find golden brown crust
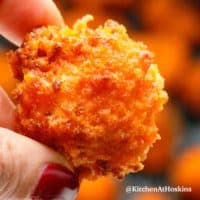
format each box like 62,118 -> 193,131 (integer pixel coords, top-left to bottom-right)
9,15 -> 168,179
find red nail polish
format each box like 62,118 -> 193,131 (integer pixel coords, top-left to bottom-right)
31,163 -> 79,200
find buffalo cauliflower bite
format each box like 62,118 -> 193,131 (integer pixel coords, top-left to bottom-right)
9,15 -> 168,179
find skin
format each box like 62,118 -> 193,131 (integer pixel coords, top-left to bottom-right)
0,0 -> 64,45
0,0 -> 74,199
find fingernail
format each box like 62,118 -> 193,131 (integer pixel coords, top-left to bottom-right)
31,163 -> 79,200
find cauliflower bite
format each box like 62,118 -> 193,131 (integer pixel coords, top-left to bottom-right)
9,15 -> 168,179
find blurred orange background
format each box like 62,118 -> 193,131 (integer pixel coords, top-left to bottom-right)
0,0 -> 200,200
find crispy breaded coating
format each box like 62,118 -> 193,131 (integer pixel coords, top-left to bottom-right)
9,15 -> 168,179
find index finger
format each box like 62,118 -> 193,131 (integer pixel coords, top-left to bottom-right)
0,0 -> 64,46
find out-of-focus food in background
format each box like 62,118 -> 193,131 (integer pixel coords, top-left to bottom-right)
133,192 -> 171,200
143,103 -> 183,175
0,0 -> 200,199
178,62 -> 200,116
76,176 -> 119,200
0,52 -> 16,94
169,146 -> 200,200
134,0 -> 200,41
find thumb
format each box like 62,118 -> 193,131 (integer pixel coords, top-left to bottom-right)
0,88 -> 78,200
0,0 -> 64,46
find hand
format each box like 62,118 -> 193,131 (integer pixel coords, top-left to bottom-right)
0,0 -> 64,45
0,1 -> 79,200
